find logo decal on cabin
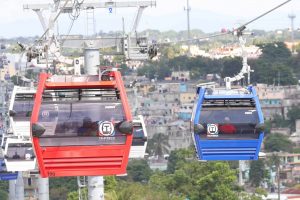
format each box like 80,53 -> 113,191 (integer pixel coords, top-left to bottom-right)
98,121 -> 115,136
207,124 -> 218,137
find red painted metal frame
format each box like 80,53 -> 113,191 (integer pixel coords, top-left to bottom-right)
31,72 -> 133,177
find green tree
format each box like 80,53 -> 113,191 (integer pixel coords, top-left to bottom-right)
271,114 -> 289,128
126,160 -> 152,182
51,186 -> 69,200
251,60 -> 297,85
193,162 -> 237,200
150,161 -> 238,200
238,188 -> 267,200
162,45 -> 186,59
0,190 -> 8,200
105,176 -> 117,191
289,52 -> 300,79
266,153 -> 281,199
267,153 -> 281,169
105,190 -> 118,200
50,177 -> 77,200
258,42 -> 291,61
249,41 -> 297,85
117,182 -> 172,200
287,106 -> 300,132
67,188 -> 87,200
167,148 -> 195,173
264,133 -> 293,152
249,160 -> 268,187
147,133 -> 170,158
137,64 -> 156,80
0,181 -> 8,200
221,57 -> 242,78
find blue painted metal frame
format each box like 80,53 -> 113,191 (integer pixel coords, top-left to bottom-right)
192,86 -> 265,161
0,160 -> 18,181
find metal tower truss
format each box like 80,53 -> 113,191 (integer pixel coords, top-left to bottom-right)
77,176 -> 88,200
23,0 -> 157,62
23,1 -> 156,11
86,7 -> 96,37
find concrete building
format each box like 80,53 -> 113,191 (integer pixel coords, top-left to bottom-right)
255,84 -> 300,120
126,78 -> 195,151
170,71 -> 190,81
179,92 -> 196,104
176,103 -> 193,121
167,120 -> 192,151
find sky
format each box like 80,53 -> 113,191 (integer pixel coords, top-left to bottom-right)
0,0 -> 300,38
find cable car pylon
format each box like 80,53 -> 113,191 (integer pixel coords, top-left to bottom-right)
84,42 -> 104,200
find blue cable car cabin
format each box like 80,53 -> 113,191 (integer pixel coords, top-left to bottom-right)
191,86 -> 265,161
0,160 -> 18,181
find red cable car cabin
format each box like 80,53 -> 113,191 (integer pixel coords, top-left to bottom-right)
31,71 -> 133,177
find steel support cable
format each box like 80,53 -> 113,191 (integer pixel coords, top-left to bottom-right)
240,0 -> 291,29
62,0 -> 85,45
158,0 -> 292,47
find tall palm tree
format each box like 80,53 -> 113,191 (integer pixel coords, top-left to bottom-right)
148,133 -> 170,159
267,153 -> 281,200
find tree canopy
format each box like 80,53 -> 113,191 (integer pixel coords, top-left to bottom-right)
147,133 -> 170,158
137,41 -> 298,86
264,133 -> 293,152
249,160 -> 269,187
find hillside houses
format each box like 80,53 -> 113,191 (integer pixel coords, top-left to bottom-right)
125,76 -> 300,151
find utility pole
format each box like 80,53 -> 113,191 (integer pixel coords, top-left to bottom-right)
184,0 -> 191,55
277,165 -> 281,200
288,13 -> 296,52
278,71 -> 280,86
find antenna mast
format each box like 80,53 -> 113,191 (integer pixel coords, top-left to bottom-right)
288,13 -> 296,52
184,0 -> 191,54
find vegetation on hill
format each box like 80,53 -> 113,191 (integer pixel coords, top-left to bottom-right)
63,148 -> 266,200
138,41 -> 299,85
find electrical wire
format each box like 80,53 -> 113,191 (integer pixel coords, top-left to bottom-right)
240,0 -> 291,30
157,0 -> 292,47
61,0 -> 85,45
69,0 -> 84,20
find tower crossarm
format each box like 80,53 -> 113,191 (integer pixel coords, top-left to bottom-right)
23,1 -> 156,11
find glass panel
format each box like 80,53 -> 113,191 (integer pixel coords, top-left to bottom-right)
198,107 -> 259,136
0,172 -> 16,175
1,137 -> 7,149
6,143 -> 34,161
40,136 -> 126,147
43,88 -> 119,102
133,125 -> 144,138
12,99 -> 34,121
38,101 -> 127,146
132,125 -> 146,146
